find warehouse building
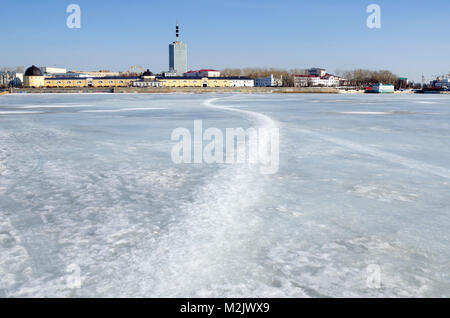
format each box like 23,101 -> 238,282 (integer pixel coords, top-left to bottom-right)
229,77 -> 254,87
24,64 -> 254,88
44,76 -> 140,88
157,76 -> 254,88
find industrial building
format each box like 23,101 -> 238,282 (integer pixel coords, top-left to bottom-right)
433,77 -> 450,89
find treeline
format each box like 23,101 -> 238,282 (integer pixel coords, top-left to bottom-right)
0,66 -> 25,73
335,69 -> 400,87
221,68 -> 407,88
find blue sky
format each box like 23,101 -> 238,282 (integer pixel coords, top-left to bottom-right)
1,0 -> 449,81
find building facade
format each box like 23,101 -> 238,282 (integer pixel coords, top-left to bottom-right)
184,69 -> 221,78
44,77 -> 139,88
169,41 -> 187,76
132,81 -> 162,87
23,65 -> 254,89
255,74 -> 283,87
24,65 -> 45,88
229,77 -> 254,87
294,69 -> 345,87
157,77 -> 253,88
434,77 -> 450,88
40,67 -> 67,75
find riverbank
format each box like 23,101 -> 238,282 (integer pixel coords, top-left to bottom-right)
4,87 -> 422,95
10,87 -> 341,94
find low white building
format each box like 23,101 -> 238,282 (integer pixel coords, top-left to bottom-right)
318,74 -> 342,87
40,67 -> 67,75
294,68 -> 348,87
294,75 -> 318,87
229,77 -> 254,87
294,73 -> 344,87
184,69 -> 221,78
255,74 -> 283,87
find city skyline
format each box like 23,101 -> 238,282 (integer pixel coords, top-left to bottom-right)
1,0 -> 450,82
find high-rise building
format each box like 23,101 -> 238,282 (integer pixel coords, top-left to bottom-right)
169,23 -> 187,76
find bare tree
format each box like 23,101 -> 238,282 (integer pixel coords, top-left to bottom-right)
221,67 -> 298,86
341,69 -> 399,87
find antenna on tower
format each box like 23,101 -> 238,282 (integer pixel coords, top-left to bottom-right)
176,20 -> 180,41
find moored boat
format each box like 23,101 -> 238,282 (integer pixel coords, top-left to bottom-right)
365,83 -> 395,94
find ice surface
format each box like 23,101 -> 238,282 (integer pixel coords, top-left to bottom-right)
0,93 -> 449,297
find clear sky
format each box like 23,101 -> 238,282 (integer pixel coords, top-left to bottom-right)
1,0 -> 449,81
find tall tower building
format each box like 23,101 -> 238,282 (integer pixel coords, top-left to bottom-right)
169,23 -> 187,76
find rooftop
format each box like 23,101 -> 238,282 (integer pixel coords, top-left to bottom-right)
25,65 -> 43,77
185,69 -> 220,73
45,76 -> 140,80
158,76 -> 252,80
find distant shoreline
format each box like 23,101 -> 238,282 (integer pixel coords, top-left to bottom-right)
2,87 -> 423,95
8,87 -> 340,94
5,87 -> 448,95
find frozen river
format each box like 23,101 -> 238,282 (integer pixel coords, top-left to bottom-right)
0,93 -> 449,297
